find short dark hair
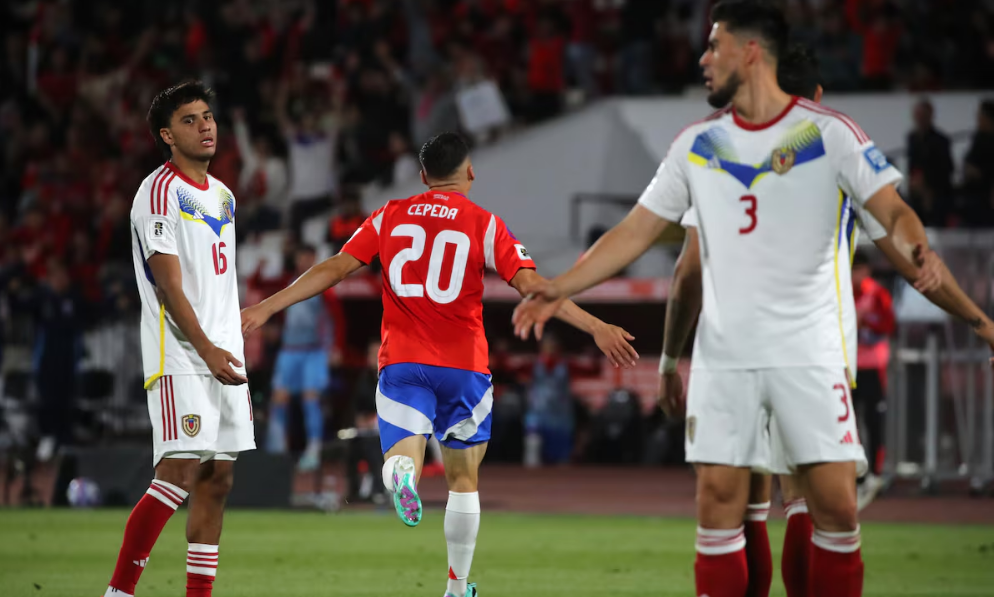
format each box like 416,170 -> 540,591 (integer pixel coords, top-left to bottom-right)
852,250 -> 870,268
777,43 -> 820,100
711,0 -> 789,61
147,81 -> 216,159
419,132 -> 470,180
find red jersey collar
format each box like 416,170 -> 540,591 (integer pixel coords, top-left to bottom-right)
165,161 -> 210,191
732,95 -> 799,131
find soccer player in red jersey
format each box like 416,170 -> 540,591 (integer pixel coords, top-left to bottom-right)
513,3 -> 994,597
241,132 -> 638,597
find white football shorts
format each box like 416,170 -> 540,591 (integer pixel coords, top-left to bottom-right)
147,374 -> 256,466
684,366 -> 867,477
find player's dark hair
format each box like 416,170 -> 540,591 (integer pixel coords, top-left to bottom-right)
777,43 -> 820,100
147,80 -> 216,159
852,250 -> 870,269
297,244 -> 317,256
711,0 -> 789,61
419,132 -> 470,180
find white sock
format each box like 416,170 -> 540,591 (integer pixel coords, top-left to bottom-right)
444,491 -> 480,597
187,543 -> 219,578
104,587 -> 133,596
382,455 -> 415,493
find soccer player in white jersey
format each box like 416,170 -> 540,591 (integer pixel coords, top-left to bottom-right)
512,3 -> 994,597
666,42 -> 941,597
103,81 -> 254,597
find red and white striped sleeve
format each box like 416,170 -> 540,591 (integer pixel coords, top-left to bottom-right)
132,164 -> 181,259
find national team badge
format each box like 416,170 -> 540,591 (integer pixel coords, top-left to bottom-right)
686,416 -> 697,444
222,198 -> 234,223
770,147 -> 796,175
182,414 -> 201,437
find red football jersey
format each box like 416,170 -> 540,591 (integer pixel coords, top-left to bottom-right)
342,190 -> 536,374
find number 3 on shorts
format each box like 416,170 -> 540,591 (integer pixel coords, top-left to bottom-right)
833,383 -> 850,422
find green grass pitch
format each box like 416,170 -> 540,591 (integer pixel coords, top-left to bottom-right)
1,509 -> 992,596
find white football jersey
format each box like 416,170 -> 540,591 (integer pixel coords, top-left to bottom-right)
130,162 -> 245,388
644,97 -> 902,374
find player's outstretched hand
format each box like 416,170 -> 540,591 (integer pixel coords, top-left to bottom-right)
657,371 -> 686,420
241,304 -> 271,337
202,346 -> 248,385
592,323 -> 638,368
912,244 -> 943,294
512,280 -> 565,341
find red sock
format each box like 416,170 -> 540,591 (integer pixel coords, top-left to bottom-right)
781,500 -> 814,597
695,526 -> 749,597
108,480 -> 188,595
187,543 -> 219,597
744,503 -> 773,597
811,527 -> 863,597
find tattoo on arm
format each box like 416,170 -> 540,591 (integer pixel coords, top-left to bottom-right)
969,317 -> 984,330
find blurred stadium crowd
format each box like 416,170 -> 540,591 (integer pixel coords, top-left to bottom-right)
1,0 -> 994,479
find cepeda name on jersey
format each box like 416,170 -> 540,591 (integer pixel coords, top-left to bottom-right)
407,203 -> 459,219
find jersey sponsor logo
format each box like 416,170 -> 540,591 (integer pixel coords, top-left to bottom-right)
770,147 -> 796,175
862,145 -> 890,173
407,203 -> 459,219
686,415 -> 696,444
514,244 -> 530,260
182,414 -> 201,437
177,187 -> 235,237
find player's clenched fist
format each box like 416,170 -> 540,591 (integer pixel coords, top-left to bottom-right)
240,303 -> 272,337
657,371 -> 685,420
512,281 -> 564,341
201,345 -> 248,385
591,323 -> 638,368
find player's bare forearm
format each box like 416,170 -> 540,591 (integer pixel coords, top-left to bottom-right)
552,205 -> 670,298
147,253 -> 214,356
663,231 -> 702,358
510,269 -> 600,333
866,189 -> 994,333
258,253 -> 364,317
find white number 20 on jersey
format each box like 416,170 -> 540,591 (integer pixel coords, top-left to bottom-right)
388,224 -> 470,304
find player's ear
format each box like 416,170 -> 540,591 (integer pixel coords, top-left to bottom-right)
420,170 -> 428,186
467,164 -> 475,182
159,128 -> 174,148
814,85 -> 824,103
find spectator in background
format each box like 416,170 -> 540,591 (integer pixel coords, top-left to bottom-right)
815,8 -> 862,91
906,99 -> 953,227
267,245 -> 345,471
388,131 -> 420,185
963,100 -> 994,227
276,73 -> 338,240
33,259 -> 85,461
525,334 -> 574,466
617,0 -> 664,95
526,16 -> 566,122
346,339 -> 385,504
846,0 -> 903,90
327,187 -> 368,254
851,251 -> 895,509
232,107 -> 287,236
410,69 -> 460,151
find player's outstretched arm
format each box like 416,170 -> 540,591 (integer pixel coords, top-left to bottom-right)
241,253 -> 365,336
509,268 -> 639,368
148,253 -> 247,385
512,204 -> 671,340
865,186 -> 994,355
658,227 -> 703,418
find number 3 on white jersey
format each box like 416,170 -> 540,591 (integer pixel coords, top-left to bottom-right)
388,224 -> 471,304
